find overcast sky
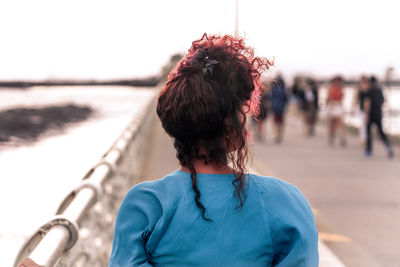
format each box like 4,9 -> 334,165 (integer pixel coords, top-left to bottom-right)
0,0 -> 399,81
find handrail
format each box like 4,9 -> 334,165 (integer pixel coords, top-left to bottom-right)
14,92 -> 156,267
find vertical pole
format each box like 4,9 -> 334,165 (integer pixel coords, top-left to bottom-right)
234,0 -> 239,37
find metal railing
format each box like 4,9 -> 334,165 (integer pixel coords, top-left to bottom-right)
14,91 -> 157,267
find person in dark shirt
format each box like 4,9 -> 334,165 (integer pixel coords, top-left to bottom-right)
364,76 -> 394,157
291,77 -> 319,136
303,78 -> 319,136
270,75 -> 288,143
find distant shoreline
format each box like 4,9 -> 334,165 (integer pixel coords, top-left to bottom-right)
2,77 -> 400,89
319,80 -> 400,87
0,76 -> 161,89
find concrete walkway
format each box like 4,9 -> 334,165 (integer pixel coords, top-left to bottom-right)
252,107 -> 400,267
140,112 -> 355,266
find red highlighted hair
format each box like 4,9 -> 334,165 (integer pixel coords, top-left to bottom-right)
157,33 -> 272,220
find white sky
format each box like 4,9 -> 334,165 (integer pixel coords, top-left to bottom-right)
0,0 -> 399,80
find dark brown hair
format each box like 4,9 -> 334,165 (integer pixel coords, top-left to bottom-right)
157,33 -> 272,220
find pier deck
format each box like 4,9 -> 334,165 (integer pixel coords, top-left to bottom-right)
141,108 -> 400,267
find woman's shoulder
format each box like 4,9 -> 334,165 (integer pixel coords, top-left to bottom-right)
249,174 -> 318,265
125,170 -> 189,202
248,174 -> 313,215
249,173 -> 317,235
249,174 -> 301,195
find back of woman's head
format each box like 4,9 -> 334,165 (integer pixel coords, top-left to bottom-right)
157,33 -> 271,220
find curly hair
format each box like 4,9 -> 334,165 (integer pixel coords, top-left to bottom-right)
157,33 -> 272,221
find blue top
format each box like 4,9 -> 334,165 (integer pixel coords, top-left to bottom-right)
270,84 -> 288,115
108,170 -> 319,267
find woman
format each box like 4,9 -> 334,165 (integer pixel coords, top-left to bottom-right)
326,76 -> 346,146
109,34 -> 318,266
270,75 -> 288,143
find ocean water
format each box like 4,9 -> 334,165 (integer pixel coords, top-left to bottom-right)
0,86 -> 156,266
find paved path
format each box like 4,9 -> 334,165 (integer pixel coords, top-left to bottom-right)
252,107 -> 400,267
141,112 -> 351,266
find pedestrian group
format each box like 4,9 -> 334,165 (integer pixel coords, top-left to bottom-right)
252,74 -> 395,158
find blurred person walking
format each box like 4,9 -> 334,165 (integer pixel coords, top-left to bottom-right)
270,75 -> 288,143
291,76 -> 305,112
364,76 -> 394,158
326,76 -> 346,146
252,84 -> 270,142
292,77 -> 319,136
291,77 -> 308,133
303,78 -> 319,136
